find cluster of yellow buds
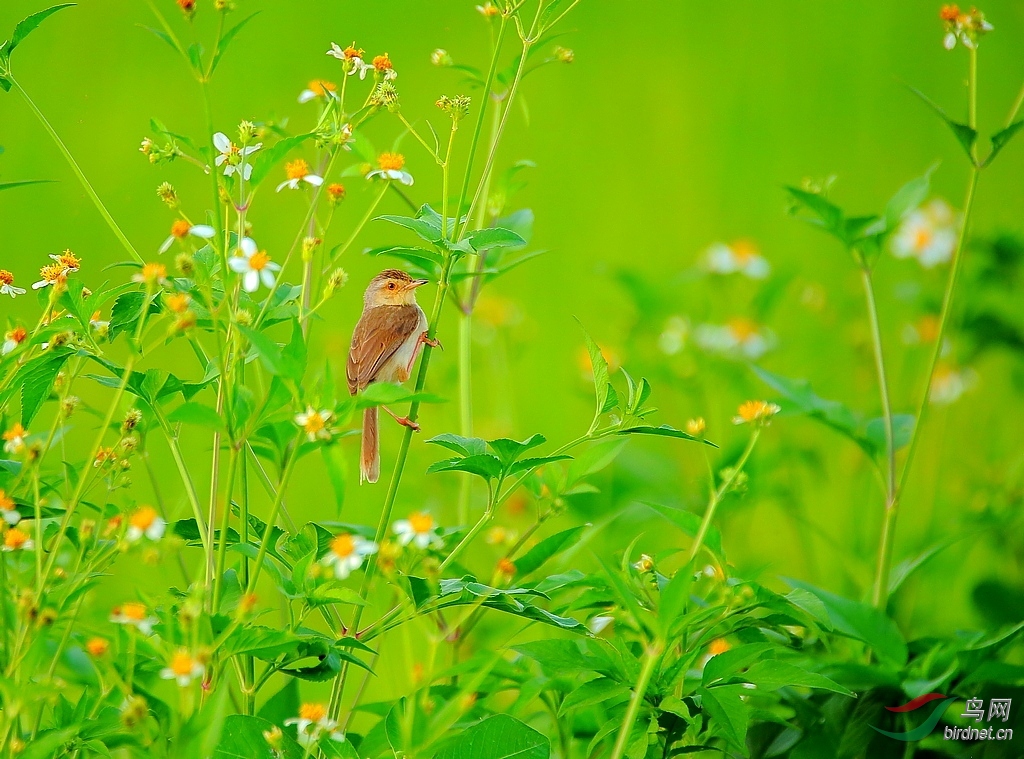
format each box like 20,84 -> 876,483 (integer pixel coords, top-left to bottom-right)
436,94 -> 472,122
139,137 -> 181,165
156,182 -> 179,208
370,81 -> 399,112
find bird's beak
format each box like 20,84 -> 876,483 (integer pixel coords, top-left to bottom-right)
411,279 -> 429,287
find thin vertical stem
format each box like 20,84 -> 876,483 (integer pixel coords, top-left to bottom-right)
688,431 -> 760,563
610,641 -> 662,759
10,77 -> 143,264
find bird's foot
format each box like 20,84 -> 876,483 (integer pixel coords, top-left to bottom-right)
420,332 -> 442,350
394,415 -> 421,432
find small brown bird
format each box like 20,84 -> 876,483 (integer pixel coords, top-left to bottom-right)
346,269 -> 438,483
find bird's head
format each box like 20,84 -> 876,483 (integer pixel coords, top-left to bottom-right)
364,269 -> 429,306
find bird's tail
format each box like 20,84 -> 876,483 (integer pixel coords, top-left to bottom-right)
361,406 -> 380,484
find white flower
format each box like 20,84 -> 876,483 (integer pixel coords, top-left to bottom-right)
703,241 -> 770,279
126,506 -> 166,543
295,407 -> 334,442
2,424 -> 27,454
393,511 -> 443,550
930,363 -> 977,405
658,316 -> 689,356
159,220 -> 216,254
328,42 -> 373,78
110,602 -> 158,635
694,319 -> 775,361
0,271 -> 25,298
213,132 -> 261,180
228,238 -> 281,293
321,533 -> 377,580
367,152 -> 414,186
2,328 -> 27,356
0,492 -> 20,527
276,159 -> 324,192
891,199 -> 959,268
2,527 -> 33,552
285,704 -> 345,748
160,650 -> 205,687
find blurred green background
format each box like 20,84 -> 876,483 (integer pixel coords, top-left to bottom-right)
3,0 -> 1024,702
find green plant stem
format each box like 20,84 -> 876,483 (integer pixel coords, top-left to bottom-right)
688,430 -> 760,563
243,438 -> 302,596
610,641 -> 662,759
212,446 -> 240,611
10,76 -> 143,264
456,311 -> 474,526
1007,80 -> 1024,127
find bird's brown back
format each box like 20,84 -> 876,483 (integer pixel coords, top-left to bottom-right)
346,303 -> 423,395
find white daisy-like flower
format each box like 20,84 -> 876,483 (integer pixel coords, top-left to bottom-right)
327,42 -> 371,78
369,53 -> 397,81
393,511 -> 443,550
159,219 -> 216,254
126,506 -> 166,543
276,159 -> 324,192
213,132 -> 261,180
0,491 -> 20,526
366,152 -> 413,186
48,250 -> 81,274
2,424 -> 28,454
694,319 -> 775,361
0,270 -> 26,298
941,6 -> 993,50
891,199 -> 959,268
930,363 -> 978,405
295,407 -> 334,442
2,527 -> 33,552
703,240 -> 770,279
2,327 -> 27,356
110,602 -> 158,636
228,238 -> 281,293
658,315 -> 690,356
160,650 -> 205,687
298,79 -> 338,103
285,703 -> 345,748
320,533 -> 377,580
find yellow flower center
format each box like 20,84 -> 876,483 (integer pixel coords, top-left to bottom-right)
727,318 -> 758,341
343,44 -> 363,60
408,512 -> 434,534
7,328 -> 26,345
299,703 -> 328,722
286,159 -> 311,180
142,263 -> 167,282
120,602 -> 147,621
130,506 -> 158,531
86,638 -> 109,657
170,650 -> 197,676
4,528 -> 29,550
3,424 -> 26,443
57,250 -> 81,270
731,240 -> 757,264
39,263 -> 65,283
0,491 -> 13,510
331,534 -> 355,558
913,227 -> 933,251
708,638 -> 731,656
736,400 -> 773,423
373,53 -> 393,71
309,79 -> 337,96
249,251 -> 271,271
378,152 -> 405,171
0,270 -> 13,286
303,413 -> 326,435
171,219 -> 192,239
167,293 -> 190,314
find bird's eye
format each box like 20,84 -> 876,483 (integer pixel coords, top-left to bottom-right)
387,282 -> 396,290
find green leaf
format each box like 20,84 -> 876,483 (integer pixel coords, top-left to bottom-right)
785,578 -> 908,665
983,120 -> 1024,168
908,86 -> 978,163
883,168 -> 934,232
785,186 -> 844,237
645,502 -> 723,558
427,453 -> 504,480
577,320 -> 616,421
465,226 -> 526,252
8,4 -> 75,56
658,562 -> 695,634
616,424 -> 706,444
744,660 -> 854,695
888,537 -> 959,596
16,350 -> 71,426
209,12 -> 259,76
514,525 -> 586,576
248,133 -> 313,188
355,383 -> 444,408
239,326 -> 286,376
697,685 -> 749,751
321,445 -> 348,515
426,433 -> 486,457
166,402 -> 225,432
214,715 -> 303,758
487,433 -> 546,467
109,290 -> 159,341
702,643 -> 775,687
0,179 -> 53,192
377,213 -> 443,245
366,245 -> 444,269
434,714 -> 549,759
178,684 -> 230,759
559,677 -> 630,715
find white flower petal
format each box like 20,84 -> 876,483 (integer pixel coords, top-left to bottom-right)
243,270 -> 260,293
305,174 -> 324,187
213,132 -> 232,153
190,225 -> 216,239
240,237 -> 258,257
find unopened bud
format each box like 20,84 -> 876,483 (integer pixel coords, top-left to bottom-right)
431,48 -> 453,67
157,182 -> 179,208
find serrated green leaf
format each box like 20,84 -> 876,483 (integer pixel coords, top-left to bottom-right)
908,86 -> 978,162
8,4 -> 75,55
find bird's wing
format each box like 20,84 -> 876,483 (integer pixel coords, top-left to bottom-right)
347,304 -> 422,395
